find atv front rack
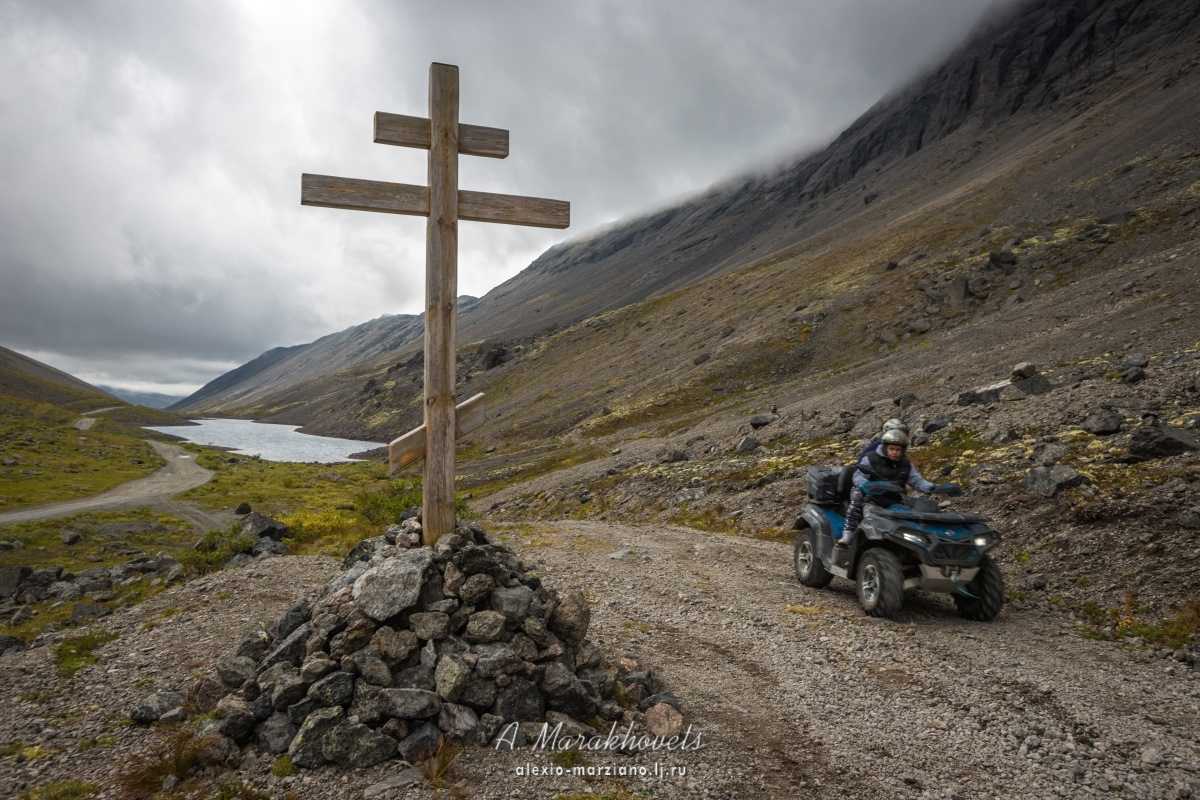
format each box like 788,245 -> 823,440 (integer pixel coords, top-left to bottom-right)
869,507 -> 992,525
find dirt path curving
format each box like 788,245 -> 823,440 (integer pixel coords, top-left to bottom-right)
0,441 -> 225,530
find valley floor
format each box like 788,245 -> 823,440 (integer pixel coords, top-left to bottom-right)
3,521 -> 1197,800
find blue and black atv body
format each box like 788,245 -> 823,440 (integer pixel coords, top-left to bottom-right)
792,465 -> 1005,620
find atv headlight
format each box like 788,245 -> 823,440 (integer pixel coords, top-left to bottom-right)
902,531 -> 927,545
973,535 -> 989,547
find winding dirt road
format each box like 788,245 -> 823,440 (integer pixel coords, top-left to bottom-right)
0,440 -> 224,530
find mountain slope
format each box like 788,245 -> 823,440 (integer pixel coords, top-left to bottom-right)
181,0 -> 1200,449
0,344 -> 120,411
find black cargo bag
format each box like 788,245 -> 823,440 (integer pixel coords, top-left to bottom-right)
806,466 -> 842,504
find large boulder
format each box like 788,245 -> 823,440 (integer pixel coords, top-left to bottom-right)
241,513 -> 289,541
1024,466 -> 1090,497
353,548 -> 434,621
1125,425 -> 1200,462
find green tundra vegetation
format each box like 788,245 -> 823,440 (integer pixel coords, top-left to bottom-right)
0,396 -> 165,512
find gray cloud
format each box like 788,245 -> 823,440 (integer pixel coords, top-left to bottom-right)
0,0 -> 1000,394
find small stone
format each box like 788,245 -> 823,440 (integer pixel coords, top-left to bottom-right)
644,703 -> 684,737
464,610 -> 507,644
409,611 -> 451,641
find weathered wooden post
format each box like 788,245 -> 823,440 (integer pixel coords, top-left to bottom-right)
302,62 -> 569,545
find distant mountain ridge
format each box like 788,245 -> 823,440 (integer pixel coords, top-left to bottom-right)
171,297 -> 479,414
97,386 -> 185,410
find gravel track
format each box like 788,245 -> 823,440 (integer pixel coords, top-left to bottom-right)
0,441 -> 223,530
1,522 -> 1197,800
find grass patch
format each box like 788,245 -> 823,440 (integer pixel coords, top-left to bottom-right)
421,739 -> 462,789
0,507 -> 194,574
0,395 -> 164,512
54,628 -> 117,677
270,755 -> 299,777
786,604 -> 824,616
17,780 -> 99,800
177,447 -> 387,518
552,746 -> 588,769
115,729 -> 206,798
466,444 -> 609,498
177,521 -> 257,575
667,503 -> 738,534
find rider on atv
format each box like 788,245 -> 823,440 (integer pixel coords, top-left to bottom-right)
838,428 -> 960,546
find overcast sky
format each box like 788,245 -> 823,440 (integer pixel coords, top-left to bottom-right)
0,0 -> 1003,396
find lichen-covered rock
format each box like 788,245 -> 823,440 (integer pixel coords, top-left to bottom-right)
644,702 -> 684,737
398,721 -> 443,763
549,590 -> 590,645
464,610 -> 507,644
353,548 -> 433,621
409,611 -> 450,641
131,689 -> 187,724
328,613 -> 377,661
382,688 -> 441,719
188,672 -> 229,714
256,712 -> 297,755
490,586 -> 534,623
216,655 -> 257,688
458,573 -> 496,606
288,706 -> 345,768
460,676 -> 498,711
322,721 -> 397,768
277,598 -> 312,640
438,703 -> 479,739
540,661 -> 597,719
271,669 -> 308,711
493,677 -> 543,723
216,695 -> 257,743
300,655 -> 338,683
308,671 -> 355,708
473,643 -> 523,678
259,622 -> 311,670
353,652 -> 393,687
434,654 -> 470,703
369,626 -> 420,668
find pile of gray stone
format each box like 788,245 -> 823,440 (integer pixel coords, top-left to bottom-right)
0,553 -> 184,654
137,519 -> 680,772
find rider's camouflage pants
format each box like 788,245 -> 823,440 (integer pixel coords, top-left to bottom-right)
842,486 -> 864,540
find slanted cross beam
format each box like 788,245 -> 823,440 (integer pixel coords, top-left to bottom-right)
302,62 -> 569,545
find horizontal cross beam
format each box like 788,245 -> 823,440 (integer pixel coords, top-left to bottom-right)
388,392 -> 486,476
374,112 -> 509,159
302,173 -> 570,229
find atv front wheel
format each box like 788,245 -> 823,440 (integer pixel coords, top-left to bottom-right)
857,548 -> 903,618
794,525 -> 833,588
954,554 -> 1005,621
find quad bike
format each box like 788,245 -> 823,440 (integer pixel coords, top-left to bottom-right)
792,466 -> 1005,620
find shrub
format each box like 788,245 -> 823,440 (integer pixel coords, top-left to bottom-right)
354,477 -> 423,525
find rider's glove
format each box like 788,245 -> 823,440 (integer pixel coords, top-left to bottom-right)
933,483 -> 963,497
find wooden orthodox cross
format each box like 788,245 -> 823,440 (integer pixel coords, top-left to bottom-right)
301,62 -> 569,546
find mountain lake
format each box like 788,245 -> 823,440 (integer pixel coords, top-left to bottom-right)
147,418 -> 384,463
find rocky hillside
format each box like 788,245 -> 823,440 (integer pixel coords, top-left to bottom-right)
176,0 -> 1200,443
163,0 -> 1200,627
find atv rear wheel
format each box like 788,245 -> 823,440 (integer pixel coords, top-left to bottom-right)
794,525 -> 833,588
954,554 -> 1005,621
857,548 -> 903,618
